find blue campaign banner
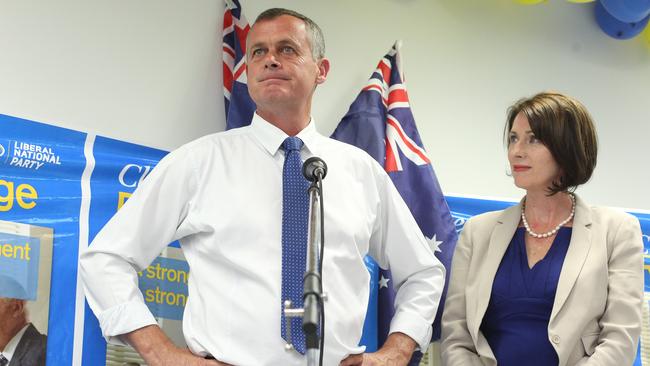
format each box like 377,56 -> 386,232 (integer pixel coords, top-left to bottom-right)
0,233 -> 40,300
1,114 -> 190,366
0,113 -> 87,366
87,135 -> 167,237
446,194 -> 650,365
82,134 -> 173,365
138,257 -> 190,321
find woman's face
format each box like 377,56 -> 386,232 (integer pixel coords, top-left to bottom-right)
508,112 -> 561,193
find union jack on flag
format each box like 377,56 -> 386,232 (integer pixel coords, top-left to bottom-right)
331,41 -> 458,361
223,0 -> 255,130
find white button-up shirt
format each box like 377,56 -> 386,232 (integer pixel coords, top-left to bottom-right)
80,114 -> 444,365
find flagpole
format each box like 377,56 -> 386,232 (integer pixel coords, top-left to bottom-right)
394,40 -> 404,83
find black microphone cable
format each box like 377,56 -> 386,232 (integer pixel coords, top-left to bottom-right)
302,157 -> 327,366
317,173 -> 325,366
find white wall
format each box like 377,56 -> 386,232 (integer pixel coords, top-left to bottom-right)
0,0 -> 648,210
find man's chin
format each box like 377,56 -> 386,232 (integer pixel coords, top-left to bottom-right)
256,92 -> 294,105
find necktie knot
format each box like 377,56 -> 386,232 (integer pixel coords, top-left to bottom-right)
0,354 -> 8,366
282,136 -> 304,152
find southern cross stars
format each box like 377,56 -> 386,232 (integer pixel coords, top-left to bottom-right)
378,234 -> 442,291
379,275 -> 390,289
427,234 -> 443,253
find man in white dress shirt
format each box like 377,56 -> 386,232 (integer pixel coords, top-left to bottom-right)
80,8 -> 444,366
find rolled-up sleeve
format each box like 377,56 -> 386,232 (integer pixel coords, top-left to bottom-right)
79,145 -> 197,344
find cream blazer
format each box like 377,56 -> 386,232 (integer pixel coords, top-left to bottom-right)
441,195 -> 643,366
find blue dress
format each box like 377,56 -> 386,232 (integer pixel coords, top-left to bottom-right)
480,227 -> 572,366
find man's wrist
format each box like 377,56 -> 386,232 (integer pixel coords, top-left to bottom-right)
123,325 -> 176,364
381,332 -> 417,361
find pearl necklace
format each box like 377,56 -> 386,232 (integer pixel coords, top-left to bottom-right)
521,193 -> 575,238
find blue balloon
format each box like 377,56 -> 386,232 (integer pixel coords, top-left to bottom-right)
600,0 -> 650,22
596,0 -> 650,39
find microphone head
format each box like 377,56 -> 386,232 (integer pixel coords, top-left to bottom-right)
302,157 -> 327,182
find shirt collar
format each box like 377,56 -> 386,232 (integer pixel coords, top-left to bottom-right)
1,324 -> 29,362
250,112 -> 319,156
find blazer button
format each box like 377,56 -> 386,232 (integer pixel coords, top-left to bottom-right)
551,335 -> 561,344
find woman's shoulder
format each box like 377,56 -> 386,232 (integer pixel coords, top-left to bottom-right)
584,204 -> 639,227
577,199 -> 642,240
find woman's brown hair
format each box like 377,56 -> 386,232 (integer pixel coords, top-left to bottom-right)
505,92 -> 598,194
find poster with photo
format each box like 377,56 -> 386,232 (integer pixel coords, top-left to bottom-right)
0,114 -> 87,366
0,220 -> 53,365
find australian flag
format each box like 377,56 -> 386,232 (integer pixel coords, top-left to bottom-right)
223,0 -> 255,130
331,41 -> 458,362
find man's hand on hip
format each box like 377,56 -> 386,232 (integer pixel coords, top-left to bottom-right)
123,325 -> 231,366
339,332 -> 417,366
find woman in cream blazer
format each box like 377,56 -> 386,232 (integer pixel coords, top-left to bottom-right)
441,92 -> 643,366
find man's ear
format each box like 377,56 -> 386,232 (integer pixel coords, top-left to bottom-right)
315,58 -> 330,85
11,299 -> 26,314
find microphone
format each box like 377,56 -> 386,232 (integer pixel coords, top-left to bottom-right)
302,157 -> 327,182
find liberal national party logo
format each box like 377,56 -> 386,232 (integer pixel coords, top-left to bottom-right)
0,140 -> 62,170
0,141 -> 8,164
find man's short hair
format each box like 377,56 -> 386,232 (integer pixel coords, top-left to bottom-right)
253,8 -> 326,60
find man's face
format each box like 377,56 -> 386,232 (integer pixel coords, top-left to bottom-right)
0,298 -> 18,322
246,15 -> 328,112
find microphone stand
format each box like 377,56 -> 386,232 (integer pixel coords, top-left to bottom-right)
284,157 -> 326,366
303,175 -> 323,366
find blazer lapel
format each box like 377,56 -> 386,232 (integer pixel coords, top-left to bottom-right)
10,324 -> 38,366
471,202 -> 522,340
550,195 -> 592,322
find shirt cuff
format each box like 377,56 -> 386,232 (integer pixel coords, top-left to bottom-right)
97,300 -> 157,345
389,310 -> 433,351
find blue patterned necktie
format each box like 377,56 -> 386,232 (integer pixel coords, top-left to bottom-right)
0,354 -> 8,366
280,136 -> 309,354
